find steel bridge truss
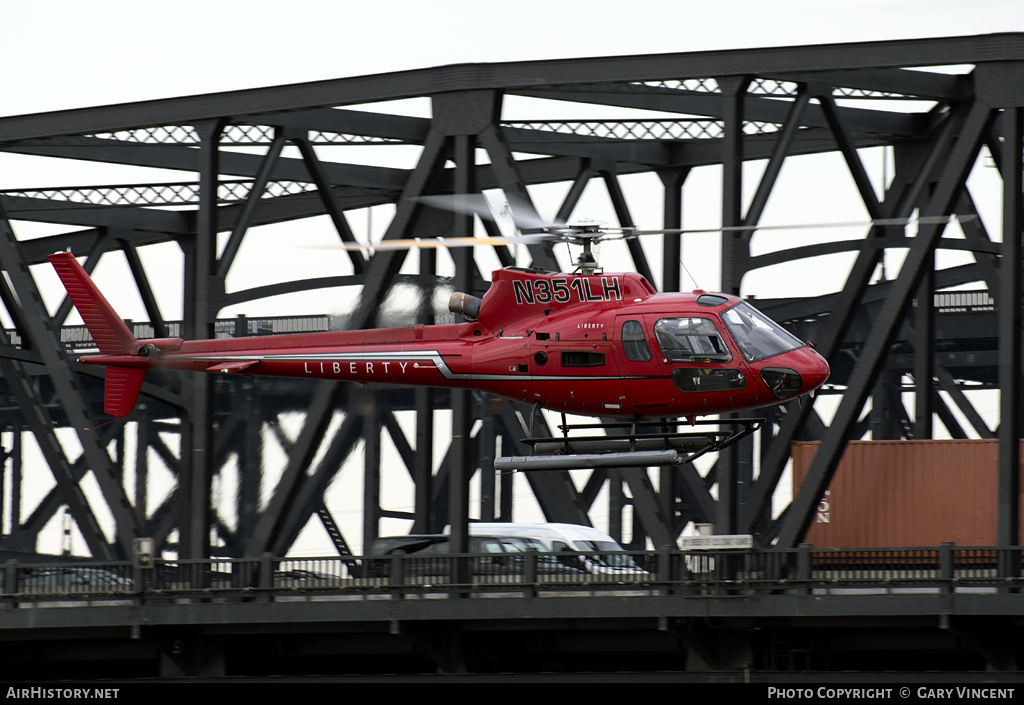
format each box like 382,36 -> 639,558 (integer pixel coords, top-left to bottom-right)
0,34 -> 1022,561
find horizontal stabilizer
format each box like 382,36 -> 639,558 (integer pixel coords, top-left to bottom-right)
48,252 -> 137,355
104,367 -> 146,419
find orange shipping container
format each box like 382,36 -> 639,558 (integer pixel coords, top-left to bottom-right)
791,440 -> 1024,548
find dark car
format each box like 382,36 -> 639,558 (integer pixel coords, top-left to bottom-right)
273,569 -> 344,587
362,534 -> 588,578
363,534 -> 588,579
19,566 -> 132,593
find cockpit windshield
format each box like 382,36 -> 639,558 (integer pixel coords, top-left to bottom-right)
721,301 -> 805,363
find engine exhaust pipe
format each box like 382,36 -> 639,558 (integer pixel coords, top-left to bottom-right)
449,292 -> 482,321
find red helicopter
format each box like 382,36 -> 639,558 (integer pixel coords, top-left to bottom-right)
48,219 -> 829,470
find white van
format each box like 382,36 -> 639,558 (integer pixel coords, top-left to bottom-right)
446,523 -> 646,575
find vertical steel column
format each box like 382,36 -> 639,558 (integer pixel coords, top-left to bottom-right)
9,432 -> 21,550
656,166 -> 680,532
719,77 -> 751,296
238,383 -> 261,544
870,370 -> 903,440
135,408 -> 149,526
412,250 -> 436,534
479,413 -> 496,521
659,168 -> 687,293
362,398 -> 382,547
607,468 -> 624,543
718,77 -> 751,535
914,263 -> 935,439
449,132 -> 475,571
898,141 -> 942,442
499,440 -> 513,522
997,106 -> 1023,550
0,431 -> 5,541
180,120 -> 222,560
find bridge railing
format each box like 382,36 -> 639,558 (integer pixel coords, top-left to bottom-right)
3,314 -> 333,352
3,545 -> 1023,605
4,289 -> 1000,353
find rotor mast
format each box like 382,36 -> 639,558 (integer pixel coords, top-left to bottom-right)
564,220 -> 610,275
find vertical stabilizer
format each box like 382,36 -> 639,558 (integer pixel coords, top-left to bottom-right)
48,251 -> 138,355
49,251 -> 145,418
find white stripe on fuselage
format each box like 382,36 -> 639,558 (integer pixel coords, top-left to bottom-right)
171,349 -> 646,382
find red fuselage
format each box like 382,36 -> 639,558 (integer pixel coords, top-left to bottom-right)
77,268 -> 829,419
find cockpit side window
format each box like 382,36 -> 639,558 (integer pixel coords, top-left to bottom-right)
654,317 -> 732,363
621,319 -> 652,361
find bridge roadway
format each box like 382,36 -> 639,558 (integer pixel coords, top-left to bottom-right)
4,546 -> 1024,681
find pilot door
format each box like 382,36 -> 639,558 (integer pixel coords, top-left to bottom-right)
615,314 -> 751,414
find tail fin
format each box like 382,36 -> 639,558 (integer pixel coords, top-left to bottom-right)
49,251 -> 145,418
48,251 -> 138,355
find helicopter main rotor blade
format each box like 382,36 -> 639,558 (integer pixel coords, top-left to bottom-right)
305,212 -> 978,254
415,194 -> 497,222
631,214 -> 976,237
414,194 -> 565,232
306,233 -> 552,253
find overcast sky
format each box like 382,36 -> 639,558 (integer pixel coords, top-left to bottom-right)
2,1 -> 1018,310
1,0 -> 1020,117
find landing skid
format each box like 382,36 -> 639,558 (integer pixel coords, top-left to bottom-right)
494,415 -> 765,472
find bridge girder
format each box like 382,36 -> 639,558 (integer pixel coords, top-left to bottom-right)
0,34 -> 1022,558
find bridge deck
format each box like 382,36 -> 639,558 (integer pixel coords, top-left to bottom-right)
4,546 -> 1024,679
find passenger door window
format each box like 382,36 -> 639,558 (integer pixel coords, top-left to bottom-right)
621,319 -> 652,361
